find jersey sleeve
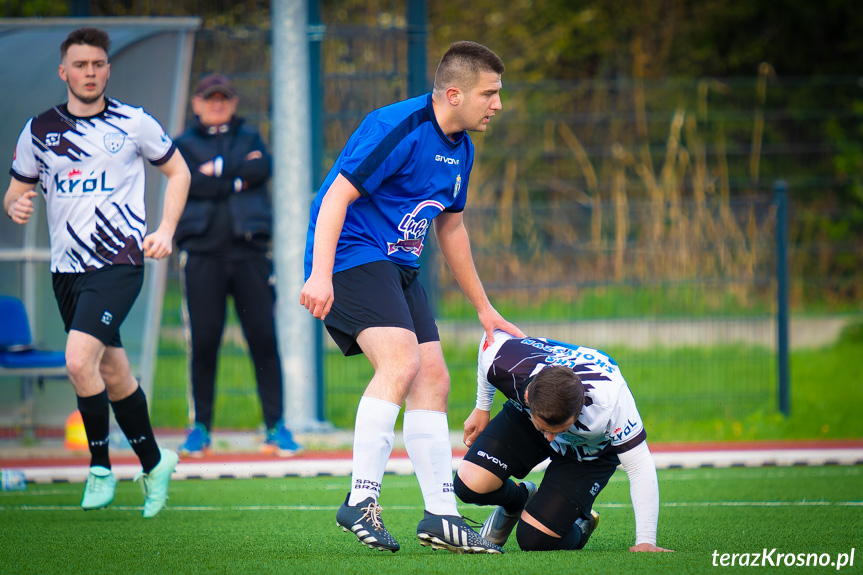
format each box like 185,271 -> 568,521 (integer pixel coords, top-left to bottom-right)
138,109 -> 176,165
475,333 -> 497,410
338,118 -> 411,197
618,441 -> 660,546
608,384 -> 647,452
9,119 -> 40,184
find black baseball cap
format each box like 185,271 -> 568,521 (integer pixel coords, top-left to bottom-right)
194,73 -> 236,98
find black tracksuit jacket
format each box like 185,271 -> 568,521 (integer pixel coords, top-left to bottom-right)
173,116 -> 273,254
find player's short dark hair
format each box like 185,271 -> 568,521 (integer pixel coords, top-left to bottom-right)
61,28 -> 111,60
528,365 -> 585,426
433,41 -> 504,92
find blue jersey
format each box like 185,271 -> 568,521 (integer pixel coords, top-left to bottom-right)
304,93 -> 473,278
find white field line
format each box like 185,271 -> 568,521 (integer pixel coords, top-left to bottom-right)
2,501 -> 862,512
4,463 -> 859,491
10,447 -> 863,485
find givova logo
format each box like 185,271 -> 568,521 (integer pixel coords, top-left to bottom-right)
477,450 -> 508,470
435,155 -> 459,165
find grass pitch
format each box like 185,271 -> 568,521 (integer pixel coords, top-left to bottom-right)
1,465 -> 861,574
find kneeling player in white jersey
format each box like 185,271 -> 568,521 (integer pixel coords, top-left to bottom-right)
454,331 -> 673,552
4,27 -> 190,517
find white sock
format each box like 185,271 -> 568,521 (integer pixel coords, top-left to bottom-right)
347,396 -> 400,506
403,409 -> 459,516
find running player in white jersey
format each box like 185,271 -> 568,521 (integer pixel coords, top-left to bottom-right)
454,330 -> 673,552
4,27 -> 190,517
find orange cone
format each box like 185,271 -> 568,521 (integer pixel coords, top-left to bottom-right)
64,411 -> 88,451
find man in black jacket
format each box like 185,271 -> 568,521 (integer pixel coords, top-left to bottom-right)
173,73 -> 301,456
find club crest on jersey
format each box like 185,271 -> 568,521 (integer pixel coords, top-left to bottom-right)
46,133 -> 61,147
104,132 -> 125,154
387,200 -> 445,257
453,174 -> 462,198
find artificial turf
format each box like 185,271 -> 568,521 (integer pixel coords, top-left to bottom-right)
1,465 -> 860,574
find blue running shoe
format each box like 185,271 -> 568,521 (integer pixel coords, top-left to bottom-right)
178,423 -> 211,457
262,419 -> 303,456
81,466 -> 116,510
135,448 -> 179,518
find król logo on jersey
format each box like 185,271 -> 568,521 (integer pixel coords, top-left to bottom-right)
612,419 -> 639,442
387,200 -> 445,257
54,169 -> 115,195
103,132 -> 126,153
452,174 -> 462,198
46,133 -> 61,147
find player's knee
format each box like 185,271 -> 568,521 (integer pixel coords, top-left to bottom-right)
65,354 -> 95,385
453,472 -> 485,504
515,520 -> 580,551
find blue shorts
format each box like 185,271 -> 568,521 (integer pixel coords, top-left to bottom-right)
325,260 -> 439,356
52,264 -> 144,347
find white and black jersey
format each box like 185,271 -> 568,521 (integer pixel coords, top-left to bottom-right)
10,98 -> 175,273
477,331 -> 647,461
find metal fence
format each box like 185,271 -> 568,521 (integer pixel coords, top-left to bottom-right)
27,21 -> 851,433
146,20 -> 863,433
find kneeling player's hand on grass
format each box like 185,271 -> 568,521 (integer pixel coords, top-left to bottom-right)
630,543 -> 674,552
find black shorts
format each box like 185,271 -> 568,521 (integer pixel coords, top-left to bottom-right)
463,400 -> 620,535
52,264 -> 144,347
325,260 -> 439,356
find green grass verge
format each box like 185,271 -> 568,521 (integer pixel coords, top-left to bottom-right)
1,466 -> 860,574
438,283 -> 777,321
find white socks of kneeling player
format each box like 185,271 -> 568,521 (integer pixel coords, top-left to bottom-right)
403,409 -> 460,517
348,396 -> 399,506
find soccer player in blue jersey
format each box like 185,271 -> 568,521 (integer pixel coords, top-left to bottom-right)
454,330 -> 673,553
4,28 -> 190,517
301,41 -> 524,553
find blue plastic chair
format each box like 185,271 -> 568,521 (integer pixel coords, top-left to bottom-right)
0,295 -> 67,430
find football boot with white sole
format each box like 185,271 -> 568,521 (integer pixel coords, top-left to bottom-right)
336,495 -> 400,552
416,511 -> 504,554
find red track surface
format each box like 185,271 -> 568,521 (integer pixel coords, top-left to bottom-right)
2,439 -> 862,469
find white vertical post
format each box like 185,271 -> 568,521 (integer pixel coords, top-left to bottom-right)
272,0 -> 324,430
140,28 -> 197,402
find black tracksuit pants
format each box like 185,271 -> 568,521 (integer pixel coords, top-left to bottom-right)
180,249 -> 283,431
